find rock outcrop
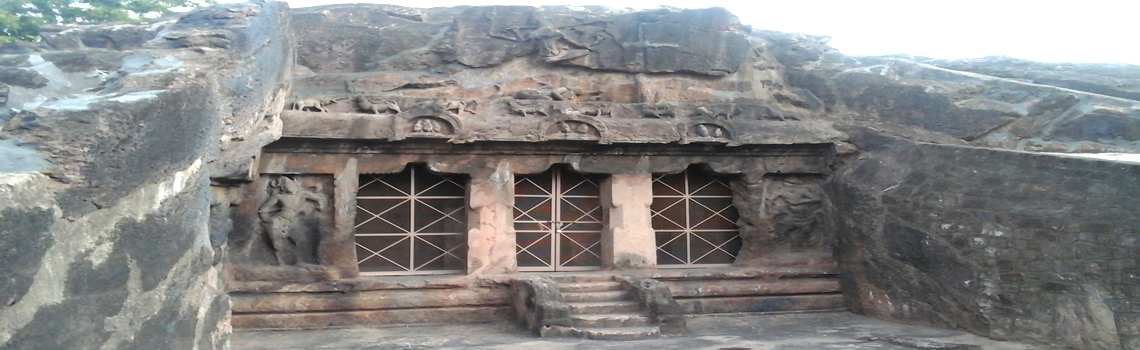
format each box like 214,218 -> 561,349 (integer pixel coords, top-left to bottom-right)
0,1 -> 292,349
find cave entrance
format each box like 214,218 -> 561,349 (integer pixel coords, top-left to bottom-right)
514,165 -> 607,272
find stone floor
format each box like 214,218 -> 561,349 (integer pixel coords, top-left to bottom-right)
231,311 -> 1053,350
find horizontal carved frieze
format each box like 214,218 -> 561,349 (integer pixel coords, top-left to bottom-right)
279,98 -> 846,146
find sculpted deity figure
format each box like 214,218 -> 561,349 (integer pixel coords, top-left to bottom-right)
258,177 -> 328,266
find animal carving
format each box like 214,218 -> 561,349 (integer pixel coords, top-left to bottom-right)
355,96 -> 400,114
549,87 -> 576,101
508,100 -> 549,117
695,106 -> 733,120
434,99 -> 475,115
642,104 -> 676,118
514,89 -> 554,100
585,105 -> 612,117
515,87 -> 578,101
291,98 -> 334,112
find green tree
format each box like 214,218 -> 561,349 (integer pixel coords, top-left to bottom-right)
0,0 -> 216,42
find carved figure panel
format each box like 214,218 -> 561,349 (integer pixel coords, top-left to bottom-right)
545,119 -> 601,140
409,116 -> 454,136
258,176 -> 330,266
688,123 -> 730,141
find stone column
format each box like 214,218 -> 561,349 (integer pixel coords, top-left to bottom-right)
466,161 -> 517,275
602,173 -> 657,269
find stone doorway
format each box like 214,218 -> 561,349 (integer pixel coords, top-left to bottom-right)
514,165 -> 606,271
652,166 -> 741,267
354,164 -> 468,275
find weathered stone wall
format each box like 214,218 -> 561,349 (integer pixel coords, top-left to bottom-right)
0,1 -> 292,349
830,129 -> 1140,349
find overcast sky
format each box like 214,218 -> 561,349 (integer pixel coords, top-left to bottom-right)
239,0 -> 1140,64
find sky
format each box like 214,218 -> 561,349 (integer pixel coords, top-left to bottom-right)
229,0 -> 1140,64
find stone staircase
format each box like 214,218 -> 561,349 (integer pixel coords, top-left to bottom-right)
549,275 -> 662,340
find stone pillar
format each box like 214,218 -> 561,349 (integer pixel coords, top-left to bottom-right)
466,161 -> 517,275
602,173 -> 656,269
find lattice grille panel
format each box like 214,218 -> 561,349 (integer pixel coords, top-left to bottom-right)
652,167 -> 741,267
355,165 -> 467,275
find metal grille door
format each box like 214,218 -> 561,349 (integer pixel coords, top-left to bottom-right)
355,165 -> 467,275
514,166 -> 605,271
652,168 -> 741,267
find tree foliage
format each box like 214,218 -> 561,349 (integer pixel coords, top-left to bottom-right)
0,0 -> 216,42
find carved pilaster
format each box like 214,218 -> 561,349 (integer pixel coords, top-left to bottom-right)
323,157 -> 360,277
466,161 -> 518,274
602,173 -> 656,269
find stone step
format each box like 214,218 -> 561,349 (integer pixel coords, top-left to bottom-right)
567,300 -> 642,314
666,278 -> 841,298
231,287 -> 508,313
555,281 -> 624,293
231,306 -> 513,330
547,274 -> 616,283
571,313 -> 654,328
676,293 -> 846,314
561,290 -> 628,303
573,326 -> 661,341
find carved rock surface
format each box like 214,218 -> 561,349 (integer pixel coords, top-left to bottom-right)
531,7 -> 752,76
293,5 -> 752,76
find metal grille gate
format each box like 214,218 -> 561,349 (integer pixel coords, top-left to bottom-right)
355,165 -> 467,275
514,165 -> 605,271
651,167 -> 741,267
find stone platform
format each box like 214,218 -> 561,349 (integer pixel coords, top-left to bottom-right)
230,264 -> 842,331
231,312 -> 1052,350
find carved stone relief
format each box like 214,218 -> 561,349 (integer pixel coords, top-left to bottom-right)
733,174 -> 827,264
762,176 -> 825,245
641,104 -> 676,119
290,97 -> 337,112
545,119 -> 601,140
285,93 -> 802,123
410,116 -> 453,136
508,100 -> 551,117
355,96 -> 401,114
257,176 -> 330,266
688,123 -> 730,141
